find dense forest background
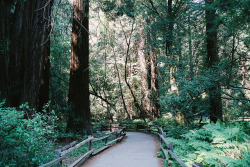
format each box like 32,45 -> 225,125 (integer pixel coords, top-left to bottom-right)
0,0 -> 249,166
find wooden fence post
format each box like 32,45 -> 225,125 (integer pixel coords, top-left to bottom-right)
88,136 -> 92,151
115,129 -> 119,143
169,142 -> 173,151
105,137 -> 108,145
55,149 -> 62,166
163,132 -> 166,138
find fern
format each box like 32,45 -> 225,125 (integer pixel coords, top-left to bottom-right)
165,122 -> 250,167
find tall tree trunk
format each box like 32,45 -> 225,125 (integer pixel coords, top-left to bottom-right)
150,49 -> 159,118
205,0 -> 223,123
138,30 -> 151,117
38,0 -> 54,112
146,16 -> 159,119
67,0 -> 92,134
7,0 -> 54,112
0,0 -> 11,104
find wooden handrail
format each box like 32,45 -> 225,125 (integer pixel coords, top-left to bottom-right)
68,149 -> 94,167
106,136 -> 123,145
61,141 -> 77,152
158,134 -> 172,149
168,150 -> 187,167
61,136 -> 94,156
40,127 -> 126,167
92,145 -> 111,155
158,126 -> 203,167
39,154 -> 67,167
92,134 -> 110,142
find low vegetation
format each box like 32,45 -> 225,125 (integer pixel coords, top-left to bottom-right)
0,101 -> 57,166
161,121 -> 250,167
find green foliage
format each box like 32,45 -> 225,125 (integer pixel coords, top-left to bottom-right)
50,0 -> 72,128
0,102 -> 57,166
153,117 -> 177,126
164,122 -> 250,167
101,0 -> 116,13
100,0 -> 135,19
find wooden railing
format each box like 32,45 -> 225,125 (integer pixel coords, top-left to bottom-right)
42,123 -> 205,167
40,128 -> 125,167
157,127 -> 203,167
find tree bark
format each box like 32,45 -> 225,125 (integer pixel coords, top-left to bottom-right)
3,0 -> 54,113
150,46 -> 159,118
0,0 -> 11,104
205,0 -> 223,123
67,0 -> 92,134
38,0 -> 54,112
138,30 -> 151,117
145,16 -> 160,119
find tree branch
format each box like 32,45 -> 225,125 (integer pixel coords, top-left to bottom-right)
89,91 -> 116,109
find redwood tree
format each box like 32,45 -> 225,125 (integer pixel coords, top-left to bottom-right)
38,0 -> 54,112
138,30 -> 151,117
67,0 -> 92,134
205,0 -> 222,122
150,46 -> 159,118
0,0 -> 54,112
0,0 -> 11,104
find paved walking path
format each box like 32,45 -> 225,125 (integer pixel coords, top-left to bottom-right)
81,132 -> 163,167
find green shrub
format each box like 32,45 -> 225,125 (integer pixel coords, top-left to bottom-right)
165,121 -> 250,166
0,101 -> 57,166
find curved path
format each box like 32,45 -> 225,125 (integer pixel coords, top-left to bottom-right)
81,132 -> 163,167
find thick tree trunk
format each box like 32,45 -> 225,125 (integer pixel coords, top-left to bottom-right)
38,0 -> 54,112
145,17 -> 159,119
67,0 -> 92,134
205,0 -> 223,123
5,0 -> 54,112
38,50 -> 50,112
150,49 -> 159,118
0,0 -> 11,104
138,30 -> 151,117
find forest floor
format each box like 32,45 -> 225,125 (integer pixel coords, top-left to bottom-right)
81,132 -> 163,167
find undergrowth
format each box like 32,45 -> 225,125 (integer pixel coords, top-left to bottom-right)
0,101 -> 57,166
164,121 -> 250,167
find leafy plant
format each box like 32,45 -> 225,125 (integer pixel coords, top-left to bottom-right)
0,102 -> 57,166
164,122 -> 250,167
